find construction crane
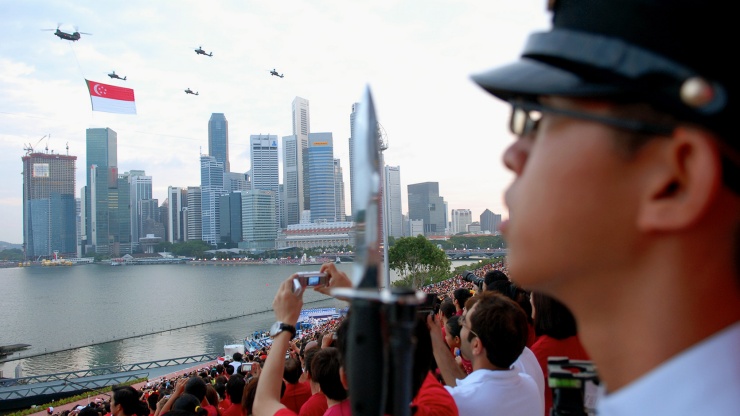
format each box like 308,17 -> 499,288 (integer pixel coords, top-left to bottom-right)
23,134 -> 48,155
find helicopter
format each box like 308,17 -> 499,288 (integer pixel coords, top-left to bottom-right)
194,46 -> 213,57
108,71 -> 127,81
184,88 -> 199,95
270,69 -> 284,78
42,25 -> 91,41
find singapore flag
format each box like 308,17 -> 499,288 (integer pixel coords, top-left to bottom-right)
86,79 -> 136,114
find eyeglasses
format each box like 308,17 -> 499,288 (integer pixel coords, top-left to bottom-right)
460,313 -> 479,339
508,100 -> 676,137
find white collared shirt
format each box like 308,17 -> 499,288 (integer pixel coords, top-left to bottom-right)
445,368 -> 543,416
597,321 -> 740,415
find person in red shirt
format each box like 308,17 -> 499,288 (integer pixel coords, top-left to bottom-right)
298,348 -> 327,416
279,357 -> 312,413
530,292 -> 590,416
221,375 -> 246,416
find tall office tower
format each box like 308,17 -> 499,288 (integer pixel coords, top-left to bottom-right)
225,171 -> 250,192
282,135 -> 302,226
241,189 -> 277,250
307,133 -> 335,222
292,97 -> 311,209
167,187 -> 188,243
200,155 -> 225,246
85,127 -> 117,254
128,171 -> 152,249
278,184 -> 285,229
186,186 -> 202,241
334,159 -> 347,222
250,134 -> 280,228
451,209 -> 473,235
219,191 -> 243,244
383,166 -> 403,238
208,113 -> 230,173
407,182 -> 447,236
76,197 -> 82,255
480,209 -> 502,234
79,186 -> 86,256
348,102 -> 359,216
107,173 -> 132,256
21,151 -> 77,258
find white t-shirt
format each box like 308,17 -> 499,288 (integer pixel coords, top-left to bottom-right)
445,368 -> 543,416
513,346 -> 546,399
597,321 -> 740,415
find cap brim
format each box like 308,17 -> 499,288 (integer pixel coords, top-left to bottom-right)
471,58 -> 623,102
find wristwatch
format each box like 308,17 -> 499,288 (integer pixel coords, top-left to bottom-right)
269,321 -> 296,339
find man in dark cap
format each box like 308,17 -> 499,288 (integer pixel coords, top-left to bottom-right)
472,0 -> 739,414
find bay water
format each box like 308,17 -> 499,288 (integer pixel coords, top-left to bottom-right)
0,260 -> 475,377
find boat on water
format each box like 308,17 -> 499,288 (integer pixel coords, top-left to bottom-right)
41,258 -> 73,266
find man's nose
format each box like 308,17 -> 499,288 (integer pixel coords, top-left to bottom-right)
503,138 -> 531,175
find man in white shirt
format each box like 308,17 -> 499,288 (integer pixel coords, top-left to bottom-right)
470,0 -> 740,414
430,292 -> 542,416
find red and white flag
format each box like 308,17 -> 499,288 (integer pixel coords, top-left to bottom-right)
85,79 -> 137,114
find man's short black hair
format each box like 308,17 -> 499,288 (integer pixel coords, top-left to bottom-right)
283,357 -> 303,384
184,376 -> 207,401
311,347 -> 347,402
468,292 -> 528,369
225,373 -> 246,404
484,270 -> 508,287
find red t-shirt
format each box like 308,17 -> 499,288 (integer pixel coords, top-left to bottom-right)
221,402 -> 243,416
274,409 -> 297,416
298,392 -> 327,416
531,334 -> 590,416
280,381 -> 312,414
411,371 -> 459,416
323,399 -> 351,416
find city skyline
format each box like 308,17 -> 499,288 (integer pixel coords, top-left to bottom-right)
0,2 -> 551,243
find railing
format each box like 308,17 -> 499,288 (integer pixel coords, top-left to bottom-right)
0,353 -> 219,388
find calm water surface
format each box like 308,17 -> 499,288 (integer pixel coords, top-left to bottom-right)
0,260 -> 475,377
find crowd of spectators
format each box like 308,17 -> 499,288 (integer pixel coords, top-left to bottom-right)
44,259 -> 585,416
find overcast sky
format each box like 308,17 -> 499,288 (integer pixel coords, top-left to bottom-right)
0,0 -> 550,244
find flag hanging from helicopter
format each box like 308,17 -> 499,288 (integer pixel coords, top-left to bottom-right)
85,79 -> 136,114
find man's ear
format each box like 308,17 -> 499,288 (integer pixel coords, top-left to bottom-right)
637,126 -> 722,231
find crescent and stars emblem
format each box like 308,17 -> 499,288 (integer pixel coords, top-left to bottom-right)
93,84 -> 107,96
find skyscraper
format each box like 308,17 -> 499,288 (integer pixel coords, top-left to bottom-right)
200,155 -> 225,245
22,151 -> 77,258
251,134 -> 280,228
85,127 -> 118,254
384,165 -> 403,238
348,102 -> 359,217
334,159 -> 347,222
108,173 -> 132,255
128,171 -> 152,249
208,113 -> 230,173
167,186 -> 187,243
292,97 -> 310,210
186,186 -> 202,241
308,132 -> 335,222
407,182 -> 446,236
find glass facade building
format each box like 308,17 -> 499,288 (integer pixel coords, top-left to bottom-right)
407,182 -> 447,236
208,113 -> 230,173
200,155 -> 225,246
241,189 -> 277,250
85,127 -> 118,254
308,132 -> 335,222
